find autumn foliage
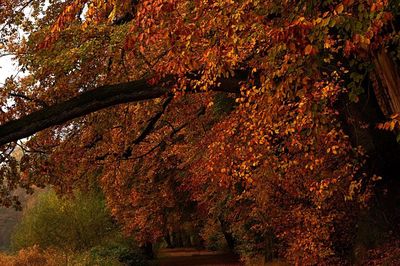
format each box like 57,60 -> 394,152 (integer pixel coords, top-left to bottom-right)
1,0 -> 400,264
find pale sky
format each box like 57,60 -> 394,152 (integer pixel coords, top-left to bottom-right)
0,55 -> 18,84
0,2 -> 39,85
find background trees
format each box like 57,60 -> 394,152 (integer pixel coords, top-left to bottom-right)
11,189 -> 114,251
1,0 -> 400,264
4,188 -> 149,265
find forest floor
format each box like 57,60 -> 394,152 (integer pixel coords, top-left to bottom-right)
154,248 -> 242,266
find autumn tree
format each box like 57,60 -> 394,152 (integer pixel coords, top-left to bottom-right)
1,0 -> 400,264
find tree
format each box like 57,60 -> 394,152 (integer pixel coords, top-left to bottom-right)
1,0 -> 400,264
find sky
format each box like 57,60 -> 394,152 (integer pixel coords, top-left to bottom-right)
0,1 -> 43,85
0,55 -> 18,84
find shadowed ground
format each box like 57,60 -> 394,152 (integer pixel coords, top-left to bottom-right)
154,248 -> 242,266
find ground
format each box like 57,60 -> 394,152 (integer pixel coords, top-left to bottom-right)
154,248 -> 242,266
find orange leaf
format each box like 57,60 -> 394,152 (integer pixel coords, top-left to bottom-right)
304,45 -> 313,55
336,4 -> 344,14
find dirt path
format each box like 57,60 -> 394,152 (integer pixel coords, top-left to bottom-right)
154,248 -> 242,266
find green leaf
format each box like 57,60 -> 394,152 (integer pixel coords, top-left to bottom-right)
396,133 -> 400,143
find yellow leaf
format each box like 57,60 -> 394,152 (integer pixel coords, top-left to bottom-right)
390,120 -> 396,131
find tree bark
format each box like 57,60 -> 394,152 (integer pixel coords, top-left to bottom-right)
372,49 -> 400,116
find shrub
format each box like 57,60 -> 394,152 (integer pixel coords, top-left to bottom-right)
0,245 -> 124,266
90,242 -> 148,266
0,245 -> 62,266
11,189 -> 115,251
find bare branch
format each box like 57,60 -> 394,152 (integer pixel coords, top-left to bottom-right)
9,93 -> 49,108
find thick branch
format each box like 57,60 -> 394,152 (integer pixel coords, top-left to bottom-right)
0,77 -> 241,146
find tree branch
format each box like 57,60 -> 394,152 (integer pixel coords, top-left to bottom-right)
0,77 -> 241,146
9,93 -> 49,108
132,95 -> 173,145
122,95 -> 173,158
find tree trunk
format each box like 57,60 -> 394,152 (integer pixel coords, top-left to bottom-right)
337,49 -> 400,241
164,232 -> 173,248
171,230 -> 183,248
140,242 -> 154,259
218,217 -> 236,251
372,49 -> 400,116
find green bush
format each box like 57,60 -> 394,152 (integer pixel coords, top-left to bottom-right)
90,241 -> 148,266
11,189 -> 116,251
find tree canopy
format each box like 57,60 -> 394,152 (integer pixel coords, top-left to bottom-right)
1,0 -> 400,264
